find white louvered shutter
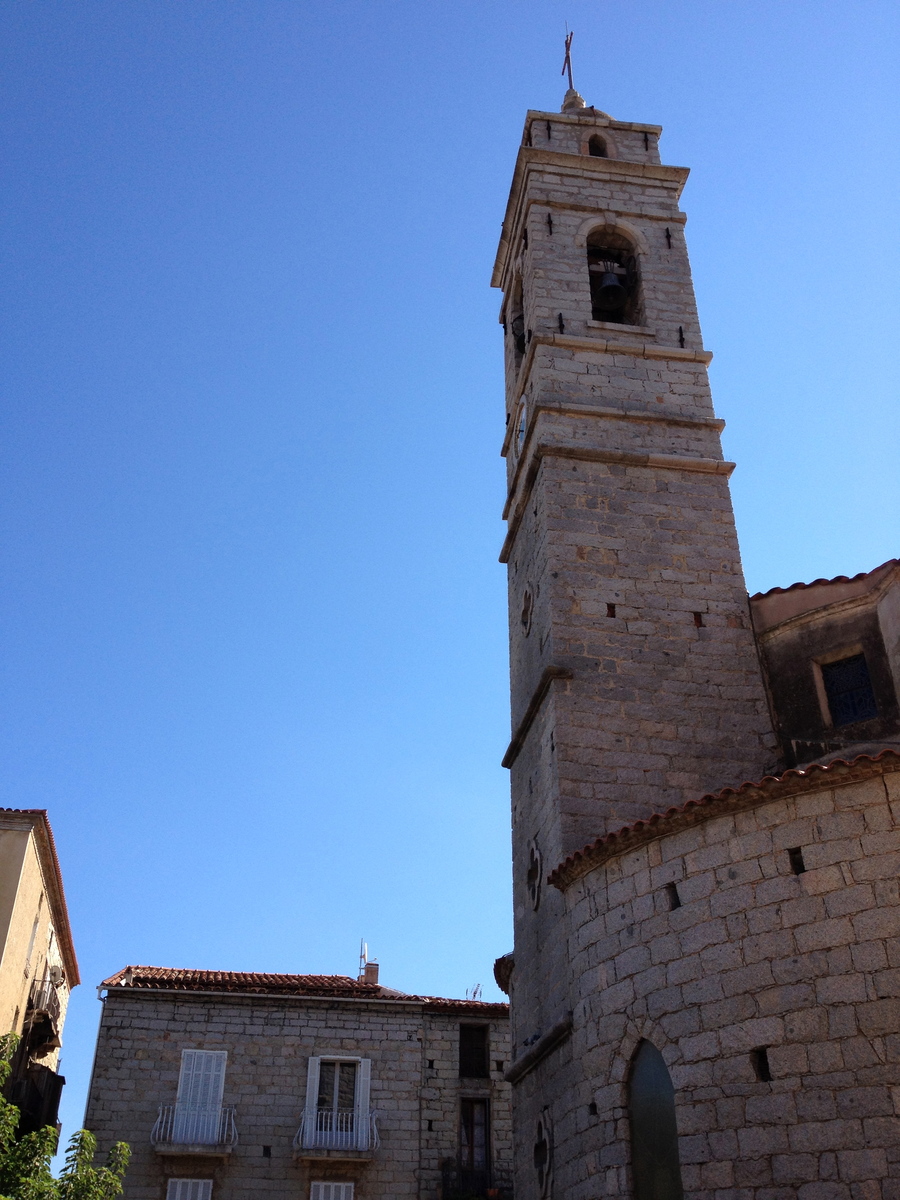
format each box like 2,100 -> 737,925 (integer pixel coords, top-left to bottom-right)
177,1051 -> 227,1107
355,1058 -> 371,1150
175,1051 -> 227,1144
166,1180 -> 213,1200
310,1184 -> 354,1200
303,1056 -> 321,1149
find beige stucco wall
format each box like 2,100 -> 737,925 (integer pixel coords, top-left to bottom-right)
85,989 -> 512,1200
0,820 -> 70,1062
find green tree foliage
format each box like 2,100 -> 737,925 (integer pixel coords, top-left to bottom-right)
0,1035 -> 129,1200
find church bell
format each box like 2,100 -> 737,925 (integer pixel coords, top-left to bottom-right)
593,265 -> 626,310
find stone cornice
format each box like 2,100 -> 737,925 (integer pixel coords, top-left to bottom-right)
502,666 -> 574,769
500,443 -> 734,564
547,750 -> 900,891
493,151 -> 690,287
504,1014 -> 573,1085
523,109 -> 663,136
507,333 -> 712,411
500,401 -> 725,480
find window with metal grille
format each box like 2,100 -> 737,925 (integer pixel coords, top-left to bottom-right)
821,654 -> 878,726
310,1184 -> 354,1200
166,1181 -> 212,1200
458,1025 -> 489,1078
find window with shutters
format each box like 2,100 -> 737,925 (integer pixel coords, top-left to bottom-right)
459,1025 -> 489,1078
300,1057 -> 373,1151
310,1184 -> 354,1200
173,1051 -> 227,1145
166,1181 -> 212,1200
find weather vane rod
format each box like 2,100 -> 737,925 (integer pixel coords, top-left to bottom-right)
561,28 -> 574,91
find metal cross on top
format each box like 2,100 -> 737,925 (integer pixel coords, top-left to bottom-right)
561,29 -> 575,90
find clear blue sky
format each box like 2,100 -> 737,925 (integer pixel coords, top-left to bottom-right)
0,0 -> 897,1151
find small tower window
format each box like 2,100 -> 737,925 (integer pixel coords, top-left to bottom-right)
588,134 -> 607,157
514,400 -> 527,458
526,839 -> 543,910
586,230 -> 641,325
821,653 -> 878,726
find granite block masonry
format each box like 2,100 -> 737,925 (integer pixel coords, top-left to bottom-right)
493,87 -> 900,1200
85,967 -> 512,1200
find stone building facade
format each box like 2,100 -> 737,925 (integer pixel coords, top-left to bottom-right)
0,808 -> 79,1133
492,88 -> 900,1200
84,965 -> 513,1200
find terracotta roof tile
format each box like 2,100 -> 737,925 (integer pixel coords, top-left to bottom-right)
749,558 -> 898,601
548,749 -> 900,891
101,966 -> 508,1015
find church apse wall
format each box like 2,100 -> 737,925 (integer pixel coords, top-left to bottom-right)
549,753 -> 900,1200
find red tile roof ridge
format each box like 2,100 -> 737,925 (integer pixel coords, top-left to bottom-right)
0,808 -> 79,986
103,967 -> 378,992
749,558 -> 898,601
101,966 -> 508,1011
548,748 -> 900,891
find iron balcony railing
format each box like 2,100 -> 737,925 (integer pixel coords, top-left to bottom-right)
151,1105 -> 237,1148
293,1108 -> 379,1152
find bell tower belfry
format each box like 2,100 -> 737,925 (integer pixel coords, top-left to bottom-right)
493,90 -> 776,1031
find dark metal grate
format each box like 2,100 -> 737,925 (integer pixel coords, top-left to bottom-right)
821,654 -> 878,727
459,1025 -> 489,1078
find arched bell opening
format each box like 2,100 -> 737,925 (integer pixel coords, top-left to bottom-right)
506,277 -> 526,367
628,1040 -> 684,1200
586,229 -> 642,325
588,134 -> 608,157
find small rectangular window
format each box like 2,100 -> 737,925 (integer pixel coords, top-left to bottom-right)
459,1025 -> 489,1078
665,882 -> 682,910
787,847 -> 806,875
310,1185 -> 354,1200
821,654 -> 878,726
751,1046 -> 772,1082
166,1181 -> 212,1200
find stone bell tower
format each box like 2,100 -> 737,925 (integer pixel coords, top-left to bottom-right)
493,90 -> 776,1043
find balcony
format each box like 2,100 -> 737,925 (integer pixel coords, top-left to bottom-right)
151,1105 -> 237,1157
293,1108 -> 379,1160
9,1063 -> 65,1136
23,981 -> 62,1053
28,981 -> 61,1025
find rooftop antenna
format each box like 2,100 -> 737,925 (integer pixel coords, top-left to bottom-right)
466,983 -> 483,1001
562,27 -> 575,92
359,939 -> 368,976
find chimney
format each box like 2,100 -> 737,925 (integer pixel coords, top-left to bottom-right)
360,961 -> 379,986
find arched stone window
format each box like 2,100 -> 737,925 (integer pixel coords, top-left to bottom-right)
628,1041 -> 684,1200
586,229 -> 641,325
507,278 -> 526,365
588,134 -> 607,157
